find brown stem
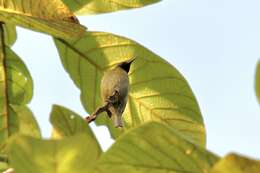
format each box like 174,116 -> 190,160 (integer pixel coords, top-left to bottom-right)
0,22 -> 10,137
85,102 -> 111,123
85,90 -> 119,123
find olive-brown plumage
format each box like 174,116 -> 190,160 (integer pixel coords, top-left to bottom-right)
100,59 -> 134,127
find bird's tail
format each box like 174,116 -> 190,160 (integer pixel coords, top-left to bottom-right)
113,115 -> 123,128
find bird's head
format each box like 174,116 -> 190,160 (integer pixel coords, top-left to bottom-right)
117,58 -> 135,73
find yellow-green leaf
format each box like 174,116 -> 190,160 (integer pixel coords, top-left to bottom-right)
13,106 -> 41,138
0,25 -> 34,145
0,0 -> 86,39
62,0 -> 161,15
255,60 -> 260,105
0,154 -> 8,172
210,153 -> 260,173
96,122 -> 219,173
54,31 -> 206,147
5,47 -> 33,105
9,134 -> 102,173
50,104 -> 91,137
3,24 -> 16,46
50,104 -> 101,145
0,163 -> 8,172
0,106 -> 41,172
0,46 -> 33,130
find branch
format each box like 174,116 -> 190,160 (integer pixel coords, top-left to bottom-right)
85,102 -> 110,123
85,90 -> 119,123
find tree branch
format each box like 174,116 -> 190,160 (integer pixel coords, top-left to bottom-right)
85,90 -> 120,123
85,102 -> 111,123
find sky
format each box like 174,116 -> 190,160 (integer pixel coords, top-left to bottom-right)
12,0 -> 260,159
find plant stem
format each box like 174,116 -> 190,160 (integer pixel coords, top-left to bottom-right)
85,102 -> 110,123
0,22 -> 9,139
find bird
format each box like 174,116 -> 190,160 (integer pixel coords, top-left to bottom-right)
100,58 -> 135,127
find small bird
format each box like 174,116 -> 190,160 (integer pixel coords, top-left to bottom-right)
100,58 -> 135,127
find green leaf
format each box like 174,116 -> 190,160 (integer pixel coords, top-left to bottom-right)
49,104 -> 101,145
210,153 -> 260,173
0,46 -> 33,137
0,24 -> 34,145
0,0 -> 86,39
62,0 -> 161,15
50,104 -> 91,137
95,122 -> 219,173
0,162 -> 8,172
255,60 -> 260,105
0,106 -> 40,160
54,31 -> 206,147
5,47 -> 33,105
14,106 -> 41,138
3,24 -> 16,46
0,154 -> 8,172
9,134 -> 102,173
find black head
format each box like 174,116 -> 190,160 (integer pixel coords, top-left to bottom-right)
117,58 -> 135,73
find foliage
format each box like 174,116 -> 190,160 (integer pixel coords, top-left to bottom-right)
210,153 -> 260,173
0,0 -> 259,173
61,0 -> 161,15
54,32 -> 205,146
9,134 -> 101,173
0,0 -> 85,39
0,40 -> 37,146
95,122 -> 218,173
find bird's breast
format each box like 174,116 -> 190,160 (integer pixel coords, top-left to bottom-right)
101,68 -> 129,101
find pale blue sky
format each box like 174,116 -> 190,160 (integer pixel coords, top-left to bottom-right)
12,0 -> 260,158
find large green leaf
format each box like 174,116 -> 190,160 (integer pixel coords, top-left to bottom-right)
50,104 -> 101,146
9,134 -> 102,173
0,0 -> 86,39
95,122 -> 219,173
0,47 -> 33,141
210,153 -> 260,173
255,60 -> 260,105
54,31 -> 206,147
0,24 -> 35,145
3,24 -> 16,46
62,0 -> 161,15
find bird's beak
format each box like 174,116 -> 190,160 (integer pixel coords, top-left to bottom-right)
117,57 -> 136,73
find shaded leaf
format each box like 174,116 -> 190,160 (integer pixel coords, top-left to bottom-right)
0,25 -> 34,145
0,154 -> 8,172
13,106 -> 41,138
9,134 -> 102,173
255,60 -> 260,105
0,0 -> 86,39
210,153 -> 260,173
3,24 -> 16,46
0,162 -> 8,172
50,104 -> 92,137
54,31 -> 206,147
96,122 -> 219,173
0,46 -> 33,142
5,47 -> 33,105
49,104 -> 101,149
62,0 -> 161,15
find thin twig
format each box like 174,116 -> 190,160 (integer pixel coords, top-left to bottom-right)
85,102 -> 110,123
85,90 -> 119,123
